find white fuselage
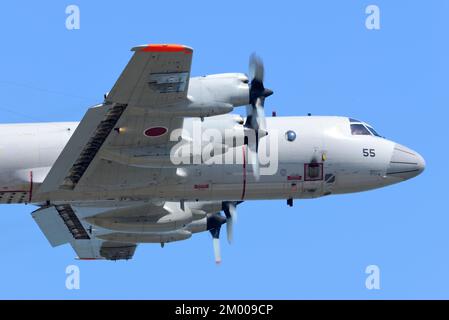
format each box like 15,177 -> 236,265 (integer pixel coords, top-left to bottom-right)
0,115 -> 424,204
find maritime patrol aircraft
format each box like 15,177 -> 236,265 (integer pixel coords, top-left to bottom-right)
0,44 -> 425,263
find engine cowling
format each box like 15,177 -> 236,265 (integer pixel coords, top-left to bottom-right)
85,202 -> 193,233
185,212 -> 225,234
145,73 -> 249,118
188,73 -> 250,108
98,230 -> 192,243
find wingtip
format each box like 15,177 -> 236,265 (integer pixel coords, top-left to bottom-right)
132,44 -> 193,54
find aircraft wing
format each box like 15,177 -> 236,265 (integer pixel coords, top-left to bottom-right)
36,44 -> 193,199
107,44 -> 193,107
32,204 -> 138,260
31,200 -> 195,260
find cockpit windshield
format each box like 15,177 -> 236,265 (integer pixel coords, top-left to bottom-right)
350,123 -> 371,135
349,118 -> 382,137
366,125 -> 381,137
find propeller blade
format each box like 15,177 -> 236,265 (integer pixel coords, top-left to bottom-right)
207,213 -> 226,264
255,97 -> 267,133
209,227 -> 222,264
226,219 -> 233,244
223,202 -> 238,244
212,238 -> 221,264
245,53 -> 272,181
228,202 -> 237,223
247,140 -> 260,181
249,53 -> 264,84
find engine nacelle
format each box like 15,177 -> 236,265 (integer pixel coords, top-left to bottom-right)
85,202 -> 193,233
98,230 -> 192,243
188,73 -> 250,108
186,217 -> 208,234
182,114 -> 246,149
145,73 -> 249,118
185,211 -> 225,234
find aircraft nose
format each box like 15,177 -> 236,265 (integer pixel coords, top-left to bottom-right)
387,144 -> 425,180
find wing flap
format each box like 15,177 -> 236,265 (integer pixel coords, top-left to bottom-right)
32,204 -> 90,247
32,206 -> 74,247
37,105 -> 110,194
62,103 -> 127,190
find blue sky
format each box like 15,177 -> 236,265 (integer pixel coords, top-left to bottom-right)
0,0 -> 447,299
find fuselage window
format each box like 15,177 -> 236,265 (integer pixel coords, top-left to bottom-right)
285,130 -> 296,142
350,124 -> 371,135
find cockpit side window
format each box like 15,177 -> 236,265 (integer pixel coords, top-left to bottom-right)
350,123 -> 371,135
366,126 -> 381,137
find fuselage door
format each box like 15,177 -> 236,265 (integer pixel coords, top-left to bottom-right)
303,162 -> 324,198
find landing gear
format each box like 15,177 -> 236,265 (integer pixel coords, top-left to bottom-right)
287,198 -> 293,207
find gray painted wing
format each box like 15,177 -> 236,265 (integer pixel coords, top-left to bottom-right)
32,203 -> 141,260
107,44 -> 193,107
36,44 -> 193,199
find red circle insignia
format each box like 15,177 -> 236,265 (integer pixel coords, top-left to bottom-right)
143,127 -> 168,137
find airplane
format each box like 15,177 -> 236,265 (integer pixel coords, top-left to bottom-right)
0,44 -> 425,263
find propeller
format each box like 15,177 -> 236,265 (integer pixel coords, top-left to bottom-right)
245,53 -> 273,180
207,201 -> 243,263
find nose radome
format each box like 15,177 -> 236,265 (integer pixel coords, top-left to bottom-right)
387,144 -> 425,180
416,152 -> 426,172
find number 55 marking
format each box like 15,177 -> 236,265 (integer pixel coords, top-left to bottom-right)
363,148 -> 376,157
